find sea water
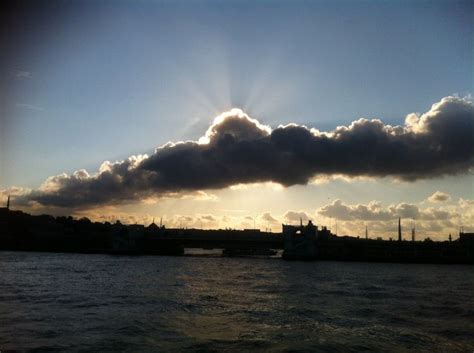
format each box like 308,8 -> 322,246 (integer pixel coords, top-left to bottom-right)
0,251 -> 473,352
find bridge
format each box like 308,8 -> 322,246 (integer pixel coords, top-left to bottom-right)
139,228 -> 284,254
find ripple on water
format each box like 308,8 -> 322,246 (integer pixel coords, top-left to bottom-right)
0,253 -> 473,353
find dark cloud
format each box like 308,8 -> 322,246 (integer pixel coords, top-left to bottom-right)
21,96 -> 474,208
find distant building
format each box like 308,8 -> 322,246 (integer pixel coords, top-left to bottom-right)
282,220 -> 318,260
459,231 -> 474,244
147,222 -> 161,232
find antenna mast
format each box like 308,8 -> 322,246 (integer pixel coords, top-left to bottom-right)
398,217 -> 402,241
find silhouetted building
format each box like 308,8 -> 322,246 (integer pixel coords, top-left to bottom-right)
282,220 -> 317,260
459,231 -> 474,244
147,222 -> 160,232
1,206 -> 474,264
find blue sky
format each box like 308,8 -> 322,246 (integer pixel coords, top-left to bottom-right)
1,0 -> 473,237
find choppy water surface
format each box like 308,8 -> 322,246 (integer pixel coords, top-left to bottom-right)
0,252 -> 473,352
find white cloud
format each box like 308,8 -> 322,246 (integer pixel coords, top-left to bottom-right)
316,198 -> 472,239
319,199 -> 452,222
259,212 -> 280,224
284,211 -> 311,224
427,191 -> 451,203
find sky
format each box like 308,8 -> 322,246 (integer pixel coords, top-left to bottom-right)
1,0 -> 473,239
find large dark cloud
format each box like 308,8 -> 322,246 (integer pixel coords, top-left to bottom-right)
22,96 -> 474,208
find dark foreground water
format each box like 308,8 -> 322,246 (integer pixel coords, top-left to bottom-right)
0,252 -> 473,352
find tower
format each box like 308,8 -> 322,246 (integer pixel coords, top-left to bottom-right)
365,226 -> 368,240
6,195 -> 10,210
411,220 -> 415,242
398,217 -> 402,241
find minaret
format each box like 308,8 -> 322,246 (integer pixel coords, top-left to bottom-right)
6,195 -> 10,210
365,226 -> 368,240
398,217 -> 402,241
411,220 -> 415,242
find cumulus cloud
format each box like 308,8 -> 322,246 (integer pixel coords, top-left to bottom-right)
284,211 -> 312,224
259,212 -> 280,224
1,186 -> 31,199
318,199 -> 451,221
16,96 -> 474,208
318,200 -> 391,221
459,198 -> 474,208
427,191 -> 451,203
40,200 -> 474,237
315,198 -> 472,239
